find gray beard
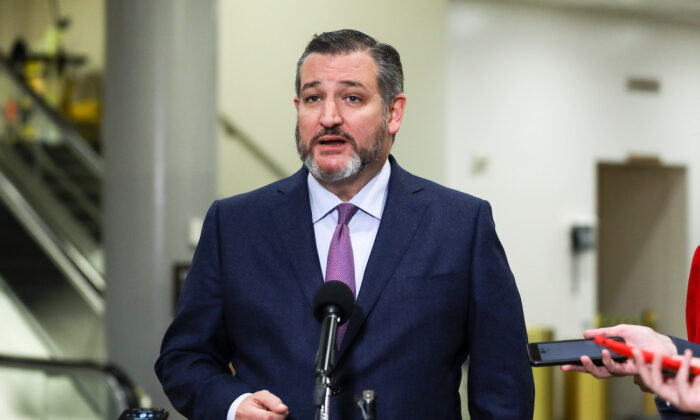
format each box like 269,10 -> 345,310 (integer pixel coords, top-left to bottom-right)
295,120 -> 387,183
304,152 -> 362,182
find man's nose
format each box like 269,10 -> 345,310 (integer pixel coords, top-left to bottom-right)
320,99 -> 342,128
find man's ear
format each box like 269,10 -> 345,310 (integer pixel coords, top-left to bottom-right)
387,94 -> 407,136
294,96 -> 300,111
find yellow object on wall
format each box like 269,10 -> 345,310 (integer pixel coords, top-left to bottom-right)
528,327 -> 554,420
69,100 -> 99,123
565,370 -> 607,420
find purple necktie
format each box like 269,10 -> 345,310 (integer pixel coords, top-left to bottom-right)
325,203 -> 359,347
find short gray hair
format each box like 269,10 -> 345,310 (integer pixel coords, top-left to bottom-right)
295,29 -> 404,114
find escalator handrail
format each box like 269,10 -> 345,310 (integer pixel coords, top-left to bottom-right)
0,353 -> 140,410
0,168 -> 105,311
219,114 -> 288,179
0,56 -> 104,178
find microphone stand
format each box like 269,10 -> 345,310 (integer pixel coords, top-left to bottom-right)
355,390 -> 376,420
314,308 -> 341,420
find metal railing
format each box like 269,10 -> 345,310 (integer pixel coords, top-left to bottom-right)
0,55 -> 106,362
0,353 -> 140,419
0,168 -> 104,313
219,114 -> 288,179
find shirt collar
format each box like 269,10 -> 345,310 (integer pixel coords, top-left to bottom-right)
308,159 -> 391,223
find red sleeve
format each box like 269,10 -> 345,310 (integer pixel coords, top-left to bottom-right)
686,246 -> 700,343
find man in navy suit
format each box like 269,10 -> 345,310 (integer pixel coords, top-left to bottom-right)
155,29 -> 534,419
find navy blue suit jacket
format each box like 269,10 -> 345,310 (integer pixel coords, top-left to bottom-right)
155,157 -> 534,419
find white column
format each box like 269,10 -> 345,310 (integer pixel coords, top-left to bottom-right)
103,0 -> 217,415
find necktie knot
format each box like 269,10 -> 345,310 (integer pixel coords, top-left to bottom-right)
336,203 -> 359,226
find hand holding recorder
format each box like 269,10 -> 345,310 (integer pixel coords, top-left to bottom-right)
596,336 -> 700,376
633,349 -> 700,414
559,324 -> 677,379
528,337 -> 627,367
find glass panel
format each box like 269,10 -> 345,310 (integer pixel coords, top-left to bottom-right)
0,365 -> 126,420
0,366 -> 45,418
0,60 -> 104,280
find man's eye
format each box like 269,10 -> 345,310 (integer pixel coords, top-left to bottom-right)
305,95 -> 321,103
345,95 -> 361,103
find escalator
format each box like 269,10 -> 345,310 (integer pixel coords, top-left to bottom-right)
8,138 -> 101,240
0,56 -> 122,416
0,353 -> 139,419
0,54 -> 104,358
0,172 -> 104,358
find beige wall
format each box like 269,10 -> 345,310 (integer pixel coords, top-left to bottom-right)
447,1 -> 700,339
0,0 -> 29,52
2,0 -> 447,196
447,3 -> 700,417
0,0 -> 104,72
217,0 -> 449,197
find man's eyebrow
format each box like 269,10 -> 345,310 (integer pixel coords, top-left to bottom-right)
301,81 -> 320,91
300,80 -> 368,91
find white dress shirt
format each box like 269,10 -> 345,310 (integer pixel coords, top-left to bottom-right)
308,159 -> 390,295
227,160 -> 391,419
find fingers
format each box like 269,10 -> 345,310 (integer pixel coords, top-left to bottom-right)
632,349 -> 658,393
641,349 -> 682,408
633,374 -> 653,393
560,364 -> 587,373
578,355 -> 614,378
602,349 -> 641,377
253,390 -> 288,414
583,324 -> 638,339
650,351 -> 675,403
600,350 -> 623,374
237,390 -> 288,420
583,327 -> 615,339
675,350 -> 693,411
584,324 -> 671,350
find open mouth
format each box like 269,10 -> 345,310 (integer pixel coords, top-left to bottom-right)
319,139 -> 347,146
311,129 -> 354,149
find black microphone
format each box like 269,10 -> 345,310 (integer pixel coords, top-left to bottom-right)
312,281 -> 355,408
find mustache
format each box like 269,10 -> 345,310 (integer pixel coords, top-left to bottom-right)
309,127 -> 356,147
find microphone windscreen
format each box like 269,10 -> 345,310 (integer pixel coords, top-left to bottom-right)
313,281 -> 355,324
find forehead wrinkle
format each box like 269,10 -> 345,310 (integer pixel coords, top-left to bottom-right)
299,52 -> 379,93
339,80 -> 366,89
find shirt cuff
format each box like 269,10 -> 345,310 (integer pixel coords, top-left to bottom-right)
227,393 -> 252,420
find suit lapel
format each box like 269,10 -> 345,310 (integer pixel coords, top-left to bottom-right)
270,168 -> 324,309
270,160 -> 428,356
338,157 -> 428,355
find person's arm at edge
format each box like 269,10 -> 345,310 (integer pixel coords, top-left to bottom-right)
155,200 -> 252,418
671,336 -> 700,356
560,324 -> 676,378
227,394 -> 252,420
465,200 -> 534,418
654,337 -> 700,418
